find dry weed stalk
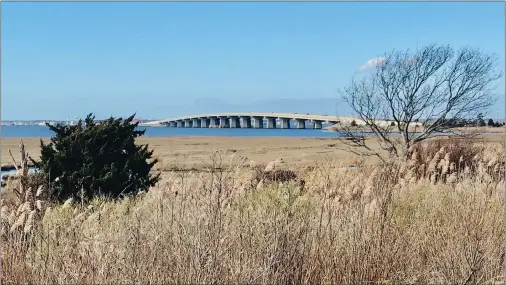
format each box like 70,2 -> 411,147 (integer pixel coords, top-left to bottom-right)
1,139 -> 504,284
2,141 -> 48,237
401,138 -> 504,185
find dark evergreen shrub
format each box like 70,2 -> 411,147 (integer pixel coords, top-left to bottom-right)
32,113 -> 160,203
476,113 -> 486,127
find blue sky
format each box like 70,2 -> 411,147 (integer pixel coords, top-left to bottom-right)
2,2 -> 504,120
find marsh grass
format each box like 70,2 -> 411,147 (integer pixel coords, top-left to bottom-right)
1,143 -> 504,284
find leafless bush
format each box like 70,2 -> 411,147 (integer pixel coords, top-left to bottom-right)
250,164 -> 305,190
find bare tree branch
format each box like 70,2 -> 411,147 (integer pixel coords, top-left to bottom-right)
339,44 -> 502,160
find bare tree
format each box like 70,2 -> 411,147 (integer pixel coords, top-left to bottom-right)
336,44 -> 502,160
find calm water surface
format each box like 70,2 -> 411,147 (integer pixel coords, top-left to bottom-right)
1,125 -> 346,138
1,125 -> 472,139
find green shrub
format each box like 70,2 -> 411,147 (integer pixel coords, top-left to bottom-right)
32,113 -> 160,203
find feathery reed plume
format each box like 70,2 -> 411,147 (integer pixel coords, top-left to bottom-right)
2,141 -> 49,239
363,167 -> 378,200
446,173 -> 458,184
63,198 -> 74,209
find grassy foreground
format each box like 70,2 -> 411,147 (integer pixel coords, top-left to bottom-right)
1,139 -> 505,284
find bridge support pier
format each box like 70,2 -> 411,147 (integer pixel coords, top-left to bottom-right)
209,117 -> 219,128
295,119 -> 306,129
162,114 -> 340,130
219,117 -> 229,128
229,117 -> 240,128
241,117 -> 252,128
252,117 -> 263,128
200,118 -> 209,128
266,117 -> 276,129
280,118 -> 290,129
312,120 -> 322,129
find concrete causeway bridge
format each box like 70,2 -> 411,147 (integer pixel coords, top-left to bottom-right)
141,112 -> 378,129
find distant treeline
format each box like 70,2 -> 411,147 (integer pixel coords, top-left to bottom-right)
437,114 -> 505,128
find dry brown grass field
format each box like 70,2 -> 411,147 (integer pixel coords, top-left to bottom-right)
1,134 -> 505,284
2,133 -> 504,170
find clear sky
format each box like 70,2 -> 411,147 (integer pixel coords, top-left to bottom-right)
2,2 -> 504,120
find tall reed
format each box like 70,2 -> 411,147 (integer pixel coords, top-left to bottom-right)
1,144 -> 504,284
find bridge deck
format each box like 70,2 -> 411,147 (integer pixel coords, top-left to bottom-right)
146,113 -> 362,125
141,112 -> 421,128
